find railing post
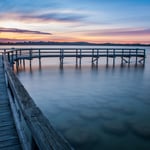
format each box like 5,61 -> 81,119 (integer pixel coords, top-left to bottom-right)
96,49 -> 99,66
121,49 -> 124,66
135,49 -> 138,66
143,49 -> 145,65
19,49 -> 22,65
106,49 -> 109,67
92,49 -> 94,65
60,49 -> 64,68
76,49 -> 78,66
79,49 -> 82,66
29,49 -> 32,69
38,49 -> 41,68
16,50 -> 18,60
15,50 -> 19,71
11,51 -> 14,69
8,52 -> 10,62
113,49 -> 115,67
128,49 -> 131,66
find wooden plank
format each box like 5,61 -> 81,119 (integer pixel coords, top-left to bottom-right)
0,121 -> 14,127
0,115 -> 12,121
0,56 -> 22,150
3,53 -> 73,150
0,138 -> 20,148
0,111 -> 11,117
0,128 -> 17,137
0,134 -> 19,142
0,144 -> 22,150
0,125 -> 15,132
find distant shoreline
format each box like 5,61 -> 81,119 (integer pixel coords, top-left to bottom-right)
0,42 -> 150,46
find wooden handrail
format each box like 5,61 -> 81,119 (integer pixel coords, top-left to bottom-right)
2,47 -> 146,70
3,53 -> 73,150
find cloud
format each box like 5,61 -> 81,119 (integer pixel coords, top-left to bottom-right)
35,13 -> 85,22
85,28 -> 150,36
0,38 -> 25,43
0,10 -> 87,23
0,27 -> 52,35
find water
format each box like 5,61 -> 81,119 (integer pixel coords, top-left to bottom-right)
2,45 -> 150,150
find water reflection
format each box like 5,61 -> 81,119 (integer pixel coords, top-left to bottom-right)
16,58 -> 150,150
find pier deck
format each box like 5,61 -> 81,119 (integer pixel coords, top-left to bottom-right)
0,56 -> 22,150
3,48 -> 145,68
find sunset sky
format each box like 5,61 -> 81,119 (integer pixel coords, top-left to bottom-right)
0,0 -> 150,44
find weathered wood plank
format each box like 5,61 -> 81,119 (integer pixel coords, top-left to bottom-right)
0,56 -> 22,150
0,129 -> 17,137
3,51 -> 73,149
0,112 -> 11,117
0,121 -> 14,127
0,144 -> 22,150
0,125 -> 15,131
0,134 -> 19,141
0,138 -> 20,148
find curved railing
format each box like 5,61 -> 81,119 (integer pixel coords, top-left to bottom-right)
2,48 -> 146,69
2,51 -> 73,150
1,47 -> 146,149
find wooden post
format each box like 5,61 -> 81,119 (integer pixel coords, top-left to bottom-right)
38,49 -> 41,68
92,49 -> 94,65
128,49 -> 131,66
29,49 -> 32,69
79,49 -> 81,66
16,61 -> 19,72
143,49 -> 145,65
59,49 -> 64,68
113,49 -> 115,67
11,51 -> 14,69
15,56 -> 19,72
135,49 -> 138,66
121,49 -> 124,67
106,49 -> 109,67
8,52 -> 10,62
16,50 -> 18,61
23,59 -> 25,70
96,49 -> 99,66
76,49 -> 78,66
19,50 -> 22,65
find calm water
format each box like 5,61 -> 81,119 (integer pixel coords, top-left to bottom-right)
2,45 -> 150,150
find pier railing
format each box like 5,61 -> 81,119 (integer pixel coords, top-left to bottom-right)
3,48 -> 146,68
2,52 -> 73,150
0,47 -> 146,149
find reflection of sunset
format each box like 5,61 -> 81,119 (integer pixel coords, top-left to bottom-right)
0,1 -> 150,44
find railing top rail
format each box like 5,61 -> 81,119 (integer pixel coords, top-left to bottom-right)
1,48 -> 146,53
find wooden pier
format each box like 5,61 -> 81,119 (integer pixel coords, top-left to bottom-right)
0,47 -> 146,150
0,52 -> 73,150
0,56 -> 22,150
3,48 -> 146,69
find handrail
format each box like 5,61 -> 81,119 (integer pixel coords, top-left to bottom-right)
3,48 -> 146,60
2,48 -> 145,68
1,47 -> 146,52
2,53 -> 73,150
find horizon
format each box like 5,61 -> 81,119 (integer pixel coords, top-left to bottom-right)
0,0 -> 150,44
0,41 -> 150,46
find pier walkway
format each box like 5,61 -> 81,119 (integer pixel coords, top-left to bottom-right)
0,56 -> 22,150
3,48 -> 145,69
0,47 -> 146,150
1,52 -> 73,150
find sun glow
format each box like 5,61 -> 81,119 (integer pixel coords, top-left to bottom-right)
0,1 -> 150,44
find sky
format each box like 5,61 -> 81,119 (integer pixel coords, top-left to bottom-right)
0,0 -> 150,44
